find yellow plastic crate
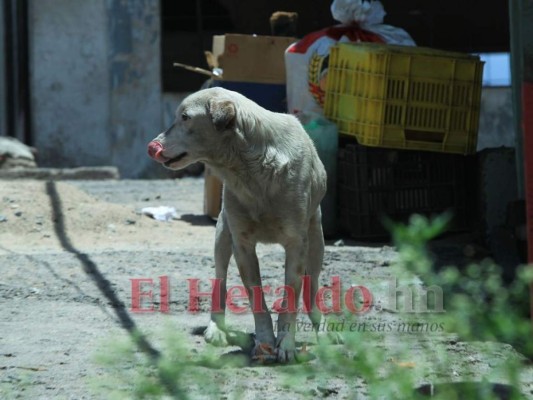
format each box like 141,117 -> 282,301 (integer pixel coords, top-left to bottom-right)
324,43 -> 484,154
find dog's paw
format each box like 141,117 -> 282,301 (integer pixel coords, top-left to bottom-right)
204,320 -> 228,347
251,341 -> 277,365
276,333 -> 297,363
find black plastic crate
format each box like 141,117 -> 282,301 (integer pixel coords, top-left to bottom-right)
338,142 -> 476,239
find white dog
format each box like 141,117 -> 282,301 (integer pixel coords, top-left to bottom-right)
148,87 -> 326,363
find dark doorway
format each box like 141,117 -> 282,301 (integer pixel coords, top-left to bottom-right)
160,0 -> 234,92
3,0 -> 32,144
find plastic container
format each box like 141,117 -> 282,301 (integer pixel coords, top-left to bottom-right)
301,112 -> 339,237
324,43 -> 484,154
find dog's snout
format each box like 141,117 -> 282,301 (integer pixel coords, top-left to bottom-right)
147,140 -> 162,158
147,141 -> 168,163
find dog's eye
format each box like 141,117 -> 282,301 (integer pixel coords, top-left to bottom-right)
181,113 -> 190,121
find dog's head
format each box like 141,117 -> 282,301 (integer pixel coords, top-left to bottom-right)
147,87 -> 238,170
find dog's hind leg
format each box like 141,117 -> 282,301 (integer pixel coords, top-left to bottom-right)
204,211 -> 232,346
306,207 -> 344,345
276,234 -> 309,363
305,208 -> 324,334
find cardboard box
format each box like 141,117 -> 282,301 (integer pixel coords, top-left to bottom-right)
211,34 -> 296,84
203,167 -> 223,220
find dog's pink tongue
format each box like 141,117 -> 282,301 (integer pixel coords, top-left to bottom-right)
147,141 -> 168,163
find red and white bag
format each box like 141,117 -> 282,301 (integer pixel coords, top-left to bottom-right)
285,0 -> 416,115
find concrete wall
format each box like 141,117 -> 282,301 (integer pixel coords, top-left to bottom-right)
107,0 -> 162,178
29,0 -> 162,178
30,0 -> 111,166
477,87 -> 515,151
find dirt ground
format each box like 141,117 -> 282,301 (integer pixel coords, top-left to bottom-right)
1,178 -> 533,399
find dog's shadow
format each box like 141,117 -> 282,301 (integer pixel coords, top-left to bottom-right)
179,214 -> 216,226
191,326 -> 315,368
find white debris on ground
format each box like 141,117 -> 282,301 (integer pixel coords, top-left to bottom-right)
141,206 -> 179,221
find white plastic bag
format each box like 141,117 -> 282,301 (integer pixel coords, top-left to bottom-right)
141,206 -> 178,221
331,0 -> 386,26
285,0 -> 415,115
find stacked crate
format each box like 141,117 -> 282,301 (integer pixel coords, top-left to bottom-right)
324,43 -> 484,238
337,141 -> 477,238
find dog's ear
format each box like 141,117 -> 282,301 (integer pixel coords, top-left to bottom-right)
208,98 -> 236,132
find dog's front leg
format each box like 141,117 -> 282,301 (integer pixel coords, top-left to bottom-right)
232,240 -> 276,357
204,212 -> 232,346
277,237 -> 308,363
